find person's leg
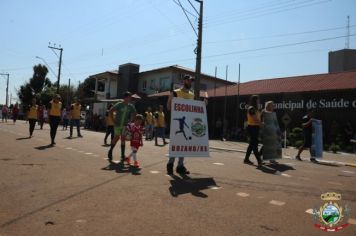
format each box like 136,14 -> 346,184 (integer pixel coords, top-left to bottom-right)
76,120 -> 82,136
69,119 -> 73,137
29,119 -> 36,137
155,127 -> 158,145
244,126 -> 253,163
52,116 -> 60,144
162,127 -> 167,144
104,127 -> 110,144
120,134 -> 126,162
176,157 -> 190,174
110,126 -> 114,141
167,157 -> 175,175
145,125 -> 149,140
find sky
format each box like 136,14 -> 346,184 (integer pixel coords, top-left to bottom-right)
1,0 -> 355,104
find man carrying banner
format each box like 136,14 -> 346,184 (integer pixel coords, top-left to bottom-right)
166,75 -> 196,175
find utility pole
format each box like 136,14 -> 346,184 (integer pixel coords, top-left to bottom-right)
48,43 -> 63,94
236,63 -> 241,131
0,73 -> 9,106
67,78 -> 71,108
345,15 -> 350,49
194,0 -> 203,100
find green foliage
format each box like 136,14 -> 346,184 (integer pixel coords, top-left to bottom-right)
17,64 -> 52,106
329,143 -> 340,153
295,140 -> 304,148
77,77 -> 95,101
288,127 -> 303,147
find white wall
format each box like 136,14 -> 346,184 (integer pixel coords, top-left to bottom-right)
138,71 -> 173,95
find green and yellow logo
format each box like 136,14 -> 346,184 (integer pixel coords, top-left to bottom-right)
312,192 -> 350,232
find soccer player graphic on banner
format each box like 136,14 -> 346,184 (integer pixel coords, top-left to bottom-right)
174,116 -> 190,140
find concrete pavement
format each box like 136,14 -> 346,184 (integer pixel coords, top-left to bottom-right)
0,121 -> 355,236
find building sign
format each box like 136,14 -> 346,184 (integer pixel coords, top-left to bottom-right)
169,97 -> 209,157
239,99 -> 356,110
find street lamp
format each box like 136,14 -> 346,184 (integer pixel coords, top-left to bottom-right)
35,56 -> 57,78
0,73 -> 9,106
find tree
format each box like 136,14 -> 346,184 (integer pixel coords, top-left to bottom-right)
17,64 -> 52,106
76,77 -> 95,101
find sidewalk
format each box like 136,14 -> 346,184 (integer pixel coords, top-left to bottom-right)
209,139 -> 356,168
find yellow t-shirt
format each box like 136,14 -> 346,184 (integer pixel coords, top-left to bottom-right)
49,101 -> 62,117
174,88 -> 194,99
155,111 -> 165,128
145,111 -> 153,125
28,105 -> 38,119
247,108 -> 261,126
71,103 -> 81,119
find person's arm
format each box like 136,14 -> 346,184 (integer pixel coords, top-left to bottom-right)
167,92 -> 174,111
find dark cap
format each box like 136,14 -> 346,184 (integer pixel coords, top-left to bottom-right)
123,91 -> 132,98
183,75 -> 194,81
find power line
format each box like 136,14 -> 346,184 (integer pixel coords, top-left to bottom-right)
174,0 -> 198,36
204,0 -> 331,28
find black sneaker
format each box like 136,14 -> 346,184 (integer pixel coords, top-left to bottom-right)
243,160 -> 254,165
167,163 -> 173,175
310,158 -> 317,163
78,134 -> 83,138
108,149 -> 113,162
295,156 -> 302,161
176,166 -> 190,175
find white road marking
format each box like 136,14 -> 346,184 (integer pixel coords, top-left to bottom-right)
342,170 -> 355,174
208,186 -> 221,190
327,181 -> 343,186
93,155 -> 100,157
77,150 -> 85,153
348,218 -> 356,225
149,170 -> 160,174
75,219 -> 87,223
305,209 -> 314,214
65,147 -> 73,150
213,162 -> 224,166
236,192 -> 249,197
269,200 -> 285,206
281,173 -> 292,178
85,152 -> 93,155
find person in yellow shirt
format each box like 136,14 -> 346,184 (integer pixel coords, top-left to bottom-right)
48,94 -> 62,146
154,105 -> 168,146
104,103 -> 114,145
244,95 -> 263,167
144,107 -> 154,140
69,99 -> 83,138
27,97 -> 38,138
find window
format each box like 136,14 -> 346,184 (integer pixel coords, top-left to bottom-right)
142,80 -> 147,91
159,77 -> 169,91
150,80 -> 155,90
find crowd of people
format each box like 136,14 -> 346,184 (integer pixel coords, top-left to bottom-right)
1,74 -> 355,174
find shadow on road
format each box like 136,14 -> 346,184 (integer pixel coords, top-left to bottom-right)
101,162 -> 141,175
168,175 -> 217,198
16,137 -> 31,140
259,163 -> 295,174
34,144 -> 54,150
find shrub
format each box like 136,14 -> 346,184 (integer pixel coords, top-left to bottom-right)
295,140 -> 304,148
329,143 -> 340,153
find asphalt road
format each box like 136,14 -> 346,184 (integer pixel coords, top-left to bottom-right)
0,121 -> 355,236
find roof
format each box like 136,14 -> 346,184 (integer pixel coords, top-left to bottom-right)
206,71 -> 356,97
148,90 -> 208,98
140,65 -> 235,85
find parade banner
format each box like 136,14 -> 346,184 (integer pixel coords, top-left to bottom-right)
169,97 -> 209,157
311,119 -> 323,158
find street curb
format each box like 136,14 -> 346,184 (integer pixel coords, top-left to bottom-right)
210,146 -> 356,168
345,163 -> 356,168
210,146 -> 246,153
